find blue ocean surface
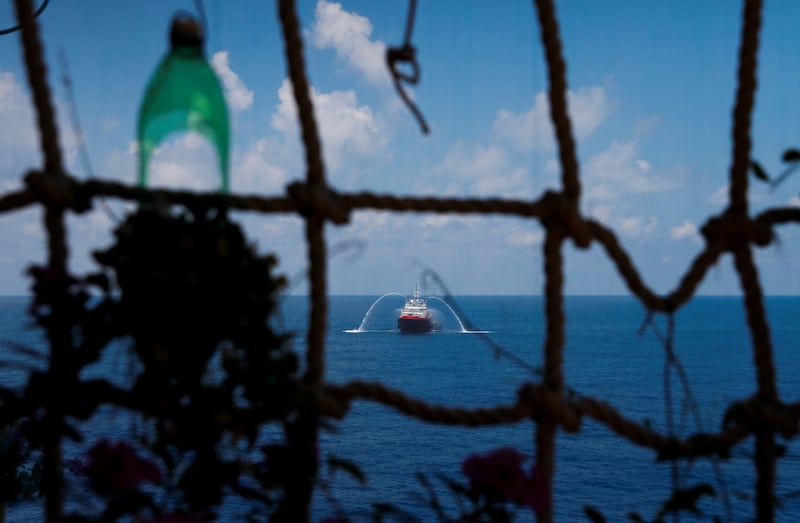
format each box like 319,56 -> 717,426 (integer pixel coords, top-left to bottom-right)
1,295 -> 799,522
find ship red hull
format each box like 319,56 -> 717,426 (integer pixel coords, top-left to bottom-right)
398,316 -> 436,334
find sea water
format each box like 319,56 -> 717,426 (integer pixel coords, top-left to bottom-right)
1,295 -> 799,522
298,295 -> 800,522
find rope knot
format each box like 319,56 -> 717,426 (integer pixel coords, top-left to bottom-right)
723,396 -> 798,439
318,384 -> 351,419
386,43 -> 429,133
539,191 -> 591,248
287,181 -> 349,224
24,170 -> 91,213
701,213 -> 773,250
517,383 -> 581,432
387,45 -> 419,84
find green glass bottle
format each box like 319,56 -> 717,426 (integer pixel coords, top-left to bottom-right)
137,15 -> 230,193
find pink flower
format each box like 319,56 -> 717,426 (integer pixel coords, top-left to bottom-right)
462,447 -> 548,512
463,447 -> 526,500
81,439 -> 162,492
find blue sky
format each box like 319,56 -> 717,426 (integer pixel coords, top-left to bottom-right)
0,1 -> 799,295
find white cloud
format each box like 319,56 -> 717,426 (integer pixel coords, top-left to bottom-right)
259,215 -> 303,239
235,138 -> 289,194
438,142 -> 505,180
432,142 -> 535,197
705,182 -> 774,208
569,86 -> 612,139
471,167 -> 530,196
310,0 -> 388,86
211,51 -> 254,112
0,71 -> 39,176
271,79 -> 388,178
619,215 -> 658,240
587,204 -> 613,223
790,195 -> 800,208
671,219 -> 699,240
421,214 -> 456,229
584,139 -> 681,202
0,70 -> 90,181
144,133 -> 223,191
505,227 -> 544,246
331,212 -> 479,249
585,141 -> 643,182
64,201 -> 140,276
706,184 -> 728,206
492,86 -> 611,151
22,216 -> 40,237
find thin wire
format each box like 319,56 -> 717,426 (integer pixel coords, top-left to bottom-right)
193,0 -> 207,36
283,238 -> 366,297
770,163 -> 800,189
0,0 -> 49,35
57,49 -> 120,223
421,267 -> 541,376
643,311 -> 734,521
58,50 -> 92,180
662,314 -> 677,521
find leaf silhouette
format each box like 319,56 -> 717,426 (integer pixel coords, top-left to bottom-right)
749,160 -> 770,182
781,148 -> 800,163
584,504 -> 606,522
327,455 -> 367,485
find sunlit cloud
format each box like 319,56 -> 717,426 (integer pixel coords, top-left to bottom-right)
144,133 -> 222,191
0,207 -> 44,278
437,142 -> 505,179
671,218 -> 699,240
211,51 -> 254,112
432,141 -> 535,197
309,0 -> 389,87
706,184 -> 728,206
0,71 -> 40,178
706,182 -> 771,208
492,86 -> 612,151
0,70 -> 83,181
235,138 -> 289,194
421,214 -> 457,229
579,136 -> 680,242
505,226 -> 544,246
471,167 -> 530,196
587,203 -> 614,224
584,139 -> 681,202
587,204 -> 662,241
259,216 -> 304,239
619,215 -> 658,240
272,79 -> 389,180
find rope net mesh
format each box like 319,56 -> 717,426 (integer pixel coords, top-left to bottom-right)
9,0 -> 800,521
